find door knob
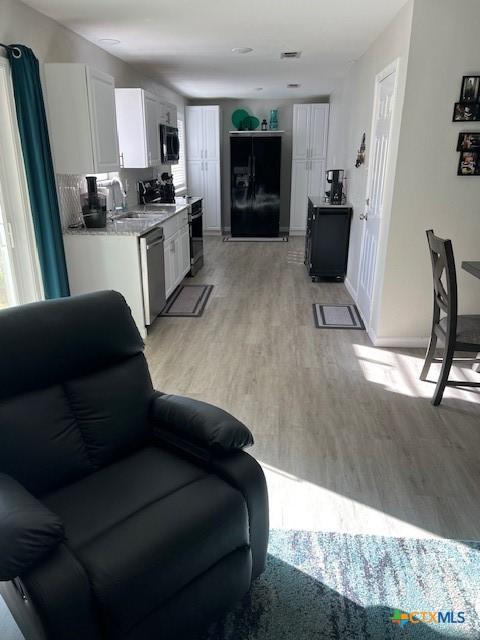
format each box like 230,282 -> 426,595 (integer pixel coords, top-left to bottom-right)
359,213 -> 368,220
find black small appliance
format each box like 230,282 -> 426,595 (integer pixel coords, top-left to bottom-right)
160,124 -> 180,164
138,177 -> 175,205
325,169 -> 345,205
160,172 -> 175,204
80,176 -> 107,228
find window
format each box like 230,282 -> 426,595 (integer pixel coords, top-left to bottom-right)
0,57 -> 43,307
172,112 -> 187,194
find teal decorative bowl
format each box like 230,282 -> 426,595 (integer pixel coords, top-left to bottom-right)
232,109 -> 249,129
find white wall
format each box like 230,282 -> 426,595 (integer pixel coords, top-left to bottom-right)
0,0 -> 185,110
0,0 -> 186,225
327,1 -> 414,308
377,0 -> 480,342
189,97 -> 328,230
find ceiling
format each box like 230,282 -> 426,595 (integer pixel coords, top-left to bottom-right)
23,0 -> 409,99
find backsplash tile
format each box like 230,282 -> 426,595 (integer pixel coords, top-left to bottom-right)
56,164 -> 171,229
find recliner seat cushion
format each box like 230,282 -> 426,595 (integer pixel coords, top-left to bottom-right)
43,447 -> 250,637
43,447 -> 207,548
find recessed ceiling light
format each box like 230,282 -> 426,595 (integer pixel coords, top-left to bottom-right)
254,87 -> 263,91
287,83 -> 301,88
232,47 -> 253,54
98,38 -> 120,46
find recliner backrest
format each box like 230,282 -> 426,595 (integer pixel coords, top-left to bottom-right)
0,291 -> 153,496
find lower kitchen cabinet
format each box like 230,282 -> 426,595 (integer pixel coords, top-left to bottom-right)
305,197 -> 352,281
164,217 -> 191,299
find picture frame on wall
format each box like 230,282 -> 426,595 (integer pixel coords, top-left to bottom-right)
458,151 -> 479,176
457,132 -> 480,151
453,102 -> 480,122
460,75 -> 480,102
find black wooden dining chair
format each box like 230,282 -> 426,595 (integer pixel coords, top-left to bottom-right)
420,229 -> 480,405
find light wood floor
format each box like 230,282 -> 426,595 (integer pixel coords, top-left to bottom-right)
146,236 -> 480,541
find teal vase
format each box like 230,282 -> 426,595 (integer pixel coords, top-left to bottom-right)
269,109 -> 279,130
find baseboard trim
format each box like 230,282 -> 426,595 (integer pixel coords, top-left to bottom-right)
204,230 -> 222,236
344,277 -> 357,301
371,336 -> 429,348
289,229 -> 306,236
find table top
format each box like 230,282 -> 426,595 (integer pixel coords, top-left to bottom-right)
461,261 -> 480,279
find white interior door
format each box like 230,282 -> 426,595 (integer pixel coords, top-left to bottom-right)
357,62 -> 398,327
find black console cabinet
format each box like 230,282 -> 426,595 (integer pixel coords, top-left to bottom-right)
305,196 -> 353,281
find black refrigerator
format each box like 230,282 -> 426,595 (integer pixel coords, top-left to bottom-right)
230,135 -> 281,237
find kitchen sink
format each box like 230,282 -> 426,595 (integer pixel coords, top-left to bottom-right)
122,212 -> 166,219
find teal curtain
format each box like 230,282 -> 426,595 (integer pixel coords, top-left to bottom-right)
7,45 -> 70,298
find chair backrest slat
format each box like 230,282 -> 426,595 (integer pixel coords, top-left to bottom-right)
425,229 -> 458,332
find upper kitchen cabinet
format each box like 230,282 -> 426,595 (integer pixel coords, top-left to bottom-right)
185,106 -> 221,232
115,89 -> 161,168
44,64 -> 120,174
186,106 -> 220,162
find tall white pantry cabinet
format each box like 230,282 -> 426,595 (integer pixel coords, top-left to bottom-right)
185,106 -> 221,233
289,103 -> 329,234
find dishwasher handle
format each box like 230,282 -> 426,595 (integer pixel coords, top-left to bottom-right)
147,237 -> 164,250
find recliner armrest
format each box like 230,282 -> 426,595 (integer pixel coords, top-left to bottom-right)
150,394 -> 254,459
0,474 -> 65,581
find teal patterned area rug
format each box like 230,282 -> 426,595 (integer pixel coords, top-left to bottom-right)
204,530 -> 480,640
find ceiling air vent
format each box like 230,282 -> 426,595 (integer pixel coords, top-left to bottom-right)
281,51 -> 302,59
287,83 -> 301,89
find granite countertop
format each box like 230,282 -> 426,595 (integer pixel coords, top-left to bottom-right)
175,195 -> 202,206
308,195 -> 352,208
63,203 -> 189,238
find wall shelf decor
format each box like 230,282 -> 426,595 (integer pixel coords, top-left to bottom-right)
453,77 -> 480,174
453,75 -> 480,122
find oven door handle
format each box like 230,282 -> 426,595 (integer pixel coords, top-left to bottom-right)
190,212 -> 203,221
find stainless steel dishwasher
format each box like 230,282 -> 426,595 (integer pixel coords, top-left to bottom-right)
139,227 -> 166,324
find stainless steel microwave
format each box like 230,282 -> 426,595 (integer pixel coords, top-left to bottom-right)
159,124 -> 179,164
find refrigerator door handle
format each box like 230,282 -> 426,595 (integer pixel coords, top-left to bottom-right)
252,155 -> 256,200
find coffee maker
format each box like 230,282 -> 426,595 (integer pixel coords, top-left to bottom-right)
159,172 -> 176,204
325,169 -> 345,205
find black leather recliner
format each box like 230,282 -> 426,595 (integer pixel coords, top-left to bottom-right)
0,291 -> 268,640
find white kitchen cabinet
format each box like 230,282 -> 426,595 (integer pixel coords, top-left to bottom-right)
290,103 -> 329,234
163,208 -> 191,299
164,236 -> 176,298
179,223 -> 190,275
63,234 -> 146,337
185,106 -> 221,233
115,89 -> 161,168
44,64 -> 120,174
